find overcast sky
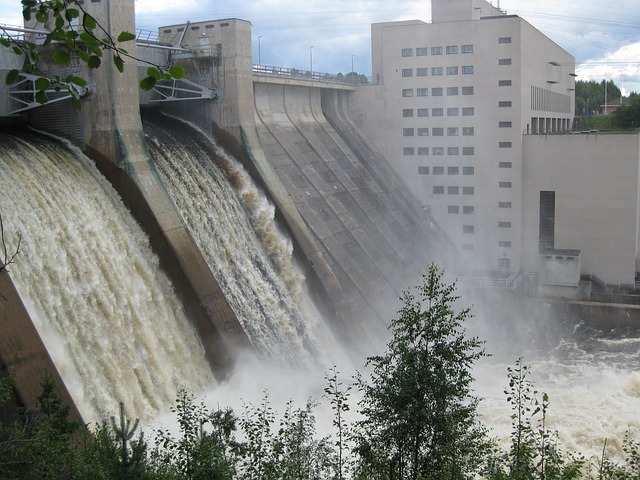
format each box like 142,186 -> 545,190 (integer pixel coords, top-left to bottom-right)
1,0 -> 639,95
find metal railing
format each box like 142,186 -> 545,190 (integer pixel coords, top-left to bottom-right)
252,64 -> 371,85
458,270 -> 523,290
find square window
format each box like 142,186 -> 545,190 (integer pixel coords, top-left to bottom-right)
446,66 -> 458,75
462,86 -> 474,95
463,206 -> 474,214
402,48 -> 413,57
462,147 -> 475,155
499,79 -> 512,86
499,101 -> 512,107
432,127 -> 444,136
448,205 -> 459,214
462,44 -> 473,53
461,65 -> 474,74
403,128 -> 414,136
448,186 -> 459,194
498,58 -> 512,65
432,108 -> 444,117
463,186 -> 474,195
433,186 -> 445,194
462,127 -> 474,136
402,68 -> 413,77
498,240 -> 512,247
498,258 -> 511,270
448,166 -> 459,174
498,221 -> 511,228
499,121 -> 512,128
499,142 -> 512,148
499,201 -> 512,208
417,108 -> 429,117
463,166 -> 474,175
431,46 -> 443,55
499,181 -> 512,188
498,37 -> 512,44
433,147 -> 444,156
499,161 -> 512,168
447,127 -> 459,136
447,87 -> 459,96
402,89 -> 413,97
416,47 -> 428,56
417,128 -> 429,136
462,107 -> 474,116
432,87 -> 443,96
447,107 -> 459,116
433,166 -> 445,175
403,147 -> 415,155
418,166 -> 429,174
447,147 -> 459,156
432,67 -> 443,76
417,68 -> 428,76
418,147 -> 429,155
417,88 -> 428,96
446,45 -> 458,54
403,108 -> 413,117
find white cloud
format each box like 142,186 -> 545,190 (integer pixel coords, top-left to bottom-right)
577,41 -> 640,95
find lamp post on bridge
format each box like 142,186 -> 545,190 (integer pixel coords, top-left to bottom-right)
351,54 -> 355,73
310,46 -> 314,75
258,35 -> 262,66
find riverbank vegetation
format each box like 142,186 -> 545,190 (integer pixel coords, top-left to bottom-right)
1,264 -> 638,479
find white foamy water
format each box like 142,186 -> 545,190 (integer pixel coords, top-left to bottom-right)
143,115 -> 340,369
0,130 -> 215,424
474,314 -> 640,463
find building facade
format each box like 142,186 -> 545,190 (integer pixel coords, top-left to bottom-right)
351,0 -> 575,275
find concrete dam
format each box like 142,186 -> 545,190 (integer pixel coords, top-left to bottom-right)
0,7 -> 445,422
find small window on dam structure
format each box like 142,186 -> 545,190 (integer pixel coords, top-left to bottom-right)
539,191 -> 555,253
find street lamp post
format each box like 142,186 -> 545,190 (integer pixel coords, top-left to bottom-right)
310,46 -> 314,75
351,54 -> 355,73
258,35 -> 262,66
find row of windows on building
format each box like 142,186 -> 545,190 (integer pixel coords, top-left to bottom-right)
417,163 -> 512,174
402,87 -> 475,97
401,45 -> 474,57
399,37 -> 513,58
428,182 -> 512,194
400,105 -> 476,117
405,144 -> 514,156
401,65 -> 474,76
405,147 -> 475,156
403,126 -> 475,135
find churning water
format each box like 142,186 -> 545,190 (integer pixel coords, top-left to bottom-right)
142,114 -> 337,368
0,130 -> 215,423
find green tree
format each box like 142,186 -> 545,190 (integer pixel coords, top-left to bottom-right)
1,0 -> 184,108
324,365 -> 352,479
575,79 -> 621,116
613,95 -> 640,129
354,264 -> 488,480
152,388 -> 237,480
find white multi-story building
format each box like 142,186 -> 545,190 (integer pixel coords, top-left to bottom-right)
351,0 -> 576,274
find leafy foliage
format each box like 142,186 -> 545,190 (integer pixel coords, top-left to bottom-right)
613,95 -> 640,129
1,0 -> 185,109
575,80 -> 621,116
354,263 -> 489,480
0,209 -> 21,273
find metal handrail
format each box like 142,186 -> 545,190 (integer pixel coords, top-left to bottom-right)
252,64 -> 371,85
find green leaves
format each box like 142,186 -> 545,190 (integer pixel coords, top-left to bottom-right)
117,31 -> 136,43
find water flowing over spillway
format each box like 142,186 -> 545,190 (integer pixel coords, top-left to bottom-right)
142,114 -> 331,367
0,130 -> 215,423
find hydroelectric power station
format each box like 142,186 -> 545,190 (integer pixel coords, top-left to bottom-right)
0,2 -> 446,422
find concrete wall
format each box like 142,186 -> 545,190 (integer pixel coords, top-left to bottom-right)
0,271 -> 82,421
523,133 -> 640,284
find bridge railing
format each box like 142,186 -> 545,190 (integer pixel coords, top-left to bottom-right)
252,64 -> 371,85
